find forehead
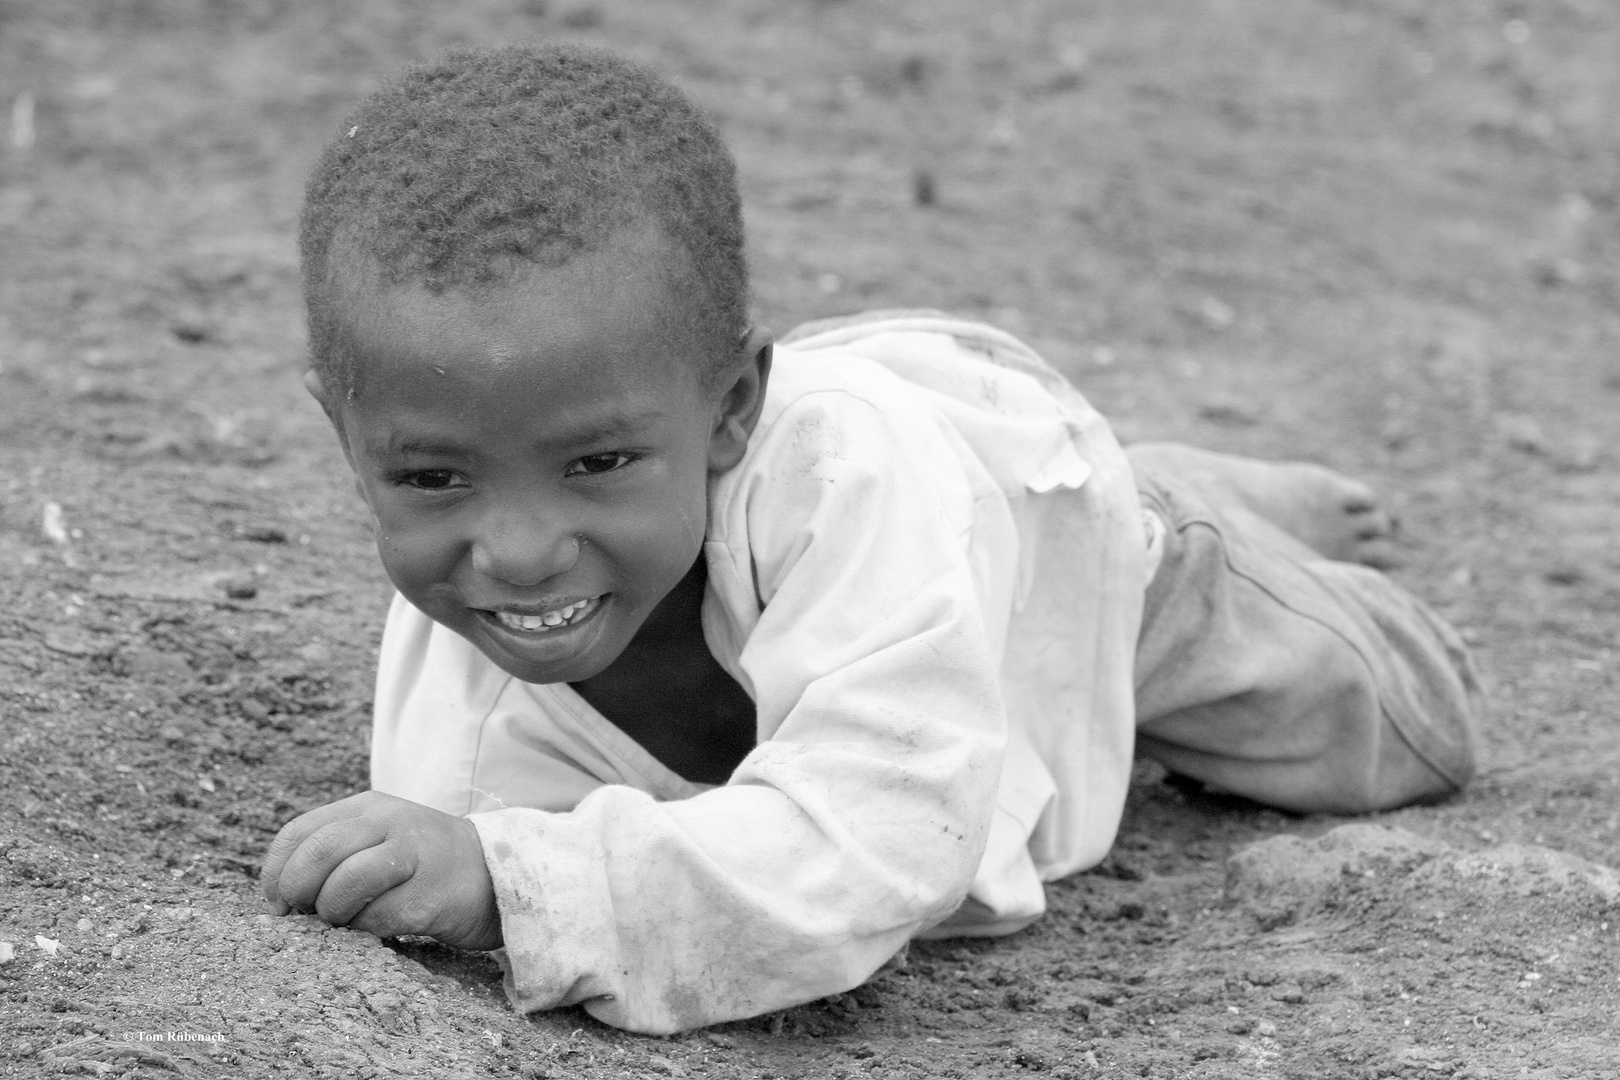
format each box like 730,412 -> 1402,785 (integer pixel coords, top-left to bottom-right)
336,231 -> 712,412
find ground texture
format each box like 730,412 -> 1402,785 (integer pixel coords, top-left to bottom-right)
1,0 -> 1618,1077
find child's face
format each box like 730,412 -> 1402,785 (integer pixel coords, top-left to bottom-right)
320,232 -> 766,685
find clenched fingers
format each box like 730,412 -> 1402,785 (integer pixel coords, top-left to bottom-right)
313,842 -> 417,928
263,812 -> 387,914
261,797 -> 363,900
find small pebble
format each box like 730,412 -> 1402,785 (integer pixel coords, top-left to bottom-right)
913,169 -> 937,207
35,935 -> 60,956
1199,296 -> 1236,329
76,918 -> 92,932
224,577 -> 258,600
1198,398 -> 1260,427
41,502 -> 70,544
239,524 -> 288,543
0,941 -> 14,965
170,321 -> 214,344
297,642 -> 332,665
1496,413 -> 1545,454
42,631 -> 100,657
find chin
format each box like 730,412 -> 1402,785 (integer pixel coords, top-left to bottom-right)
487,650 -> 611,686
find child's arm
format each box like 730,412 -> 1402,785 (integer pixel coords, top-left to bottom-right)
260,790 -> 502,951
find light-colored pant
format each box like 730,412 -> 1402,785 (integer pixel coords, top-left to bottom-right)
1131,467 -> 1483,813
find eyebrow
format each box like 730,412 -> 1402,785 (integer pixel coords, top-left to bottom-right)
370,407 -> 671,459
384,439 -> 472,458
563,407 -> 667,443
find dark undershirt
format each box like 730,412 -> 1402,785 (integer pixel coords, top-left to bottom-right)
569,555 -> 757,786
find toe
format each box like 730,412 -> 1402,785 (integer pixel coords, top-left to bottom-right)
1353,508 -> 1395,541
1336,478 -> 1380,516
1355,537 -> 1403,571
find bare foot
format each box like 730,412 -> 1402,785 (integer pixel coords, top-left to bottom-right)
1127,442 -> 1399,567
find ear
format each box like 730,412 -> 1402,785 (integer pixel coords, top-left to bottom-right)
707,327 -> 773,475
304,367 -> 360,474
303,368 -> 339,422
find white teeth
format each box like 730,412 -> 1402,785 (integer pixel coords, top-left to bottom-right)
494,597 -> 598,633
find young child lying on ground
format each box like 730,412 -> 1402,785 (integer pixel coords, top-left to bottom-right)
259,43 -> 1482,1034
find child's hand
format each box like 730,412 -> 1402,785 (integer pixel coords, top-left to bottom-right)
260,791 -> 502,951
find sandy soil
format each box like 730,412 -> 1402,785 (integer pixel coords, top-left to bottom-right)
2,0 -> 1618,1077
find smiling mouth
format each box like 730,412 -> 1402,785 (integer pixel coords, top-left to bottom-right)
487,596 -> 602,633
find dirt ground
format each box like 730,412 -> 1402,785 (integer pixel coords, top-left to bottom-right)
2,0 -> 1618,1077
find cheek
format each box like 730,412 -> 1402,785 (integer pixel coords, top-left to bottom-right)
600,483 -> 709,586
366,502 -> 464,589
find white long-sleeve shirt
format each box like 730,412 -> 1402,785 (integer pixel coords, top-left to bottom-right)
370,313 -> 1154,1033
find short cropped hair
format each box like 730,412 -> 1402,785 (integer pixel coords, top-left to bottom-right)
300,43 -> 747,391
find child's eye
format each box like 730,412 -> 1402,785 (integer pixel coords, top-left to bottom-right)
567,452 -> 637,477
396,469 -> 465,491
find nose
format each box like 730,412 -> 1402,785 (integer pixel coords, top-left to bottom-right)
469,504 -> 580,588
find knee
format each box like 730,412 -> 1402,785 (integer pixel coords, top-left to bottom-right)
1136,674 -> 1478,817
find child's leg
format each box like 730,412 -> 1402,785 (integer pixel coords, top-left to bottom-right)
1127,442 -> 1483,814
